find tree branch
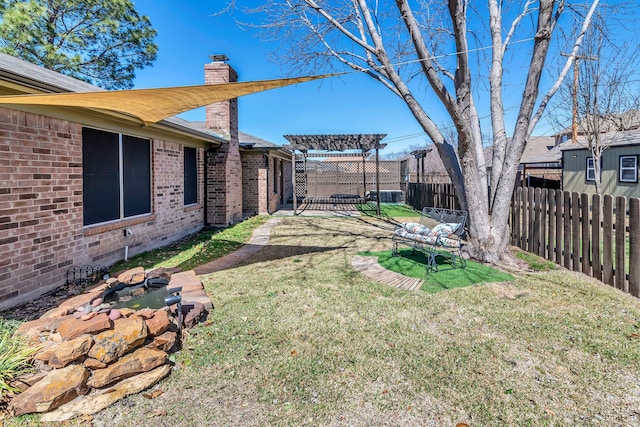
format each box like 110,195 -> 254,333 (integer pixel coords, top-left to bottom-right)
529,0 -> 599,135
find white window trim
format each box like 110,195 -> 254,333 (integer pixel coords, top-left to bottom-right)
586,157 -> 595,182
619,155 -> 638,183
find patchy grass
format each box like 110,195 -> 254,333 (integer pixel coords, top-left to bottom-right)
360,248 -> 514,293
111,216 -> 269,272
514,248 -> 558,271
72,217 -> 640,426
6,216 -> 640,426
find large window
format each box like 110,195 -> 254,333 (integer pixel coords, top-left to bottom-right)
619,155 -> 638,183
184,146 -> 198,205
82,128 -> 151,226
586,157 -> 595,182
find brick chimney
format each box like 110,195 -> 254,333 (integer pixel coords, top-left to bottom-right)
204,55 -> 242,226
205,54 -> 238,141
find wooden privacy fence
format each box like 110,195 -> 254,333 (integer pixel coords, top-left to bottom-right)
406,183 -> 460,211
511,187 -> 640,297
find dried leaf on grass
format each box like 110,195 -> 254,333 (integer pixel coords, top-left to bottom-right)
148,408 -> 167,418
142,389 -> 164,399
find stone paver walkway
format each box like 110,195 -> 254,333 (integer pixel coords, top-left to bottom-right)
351,255 -> 424,290
194,216 -> 422,291
193,218 -> 282,275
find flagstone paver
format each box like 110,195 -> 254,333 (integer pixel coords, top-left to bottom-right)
193,218 -> 282,275
351,255 -> 424,290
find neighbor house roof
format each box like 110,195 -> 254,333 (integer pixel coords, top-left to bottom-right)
560,128 -> 640,151
189,120 -> 285,150
519,136 -> 560,165
556,110 -> 640,137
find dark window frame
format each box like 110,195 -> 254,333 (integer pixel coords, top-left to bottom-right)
619,154 -> 639,183
273,158 -> 278,194
184,146 -> 198,206
82,127 -> 151,226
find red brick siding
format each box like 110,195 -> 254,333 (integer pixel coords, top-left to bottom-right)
204,61 -> 242,225
0,108 -> 206,310
241,152 -> 267,215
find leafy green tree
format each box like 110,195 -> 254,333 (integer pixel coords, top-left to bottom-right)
0,0 -> 157,89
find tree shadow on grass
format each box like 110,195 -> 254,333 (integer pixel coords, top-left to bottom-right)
192,242 -> 344,275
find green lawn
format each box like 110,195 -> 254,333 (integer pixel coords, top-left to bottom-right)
111,215 -> 269,273
360,248 -> 514,293
356,203 -> 421,219
6,215 -> 640,426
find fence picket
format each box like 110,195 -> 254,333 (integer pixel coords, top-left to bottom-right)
630,198 -> 640,297
581,193 -> 590,276
556,191 -> 563,263
533,188 -> 541,255
514,188 -> 522,246
603,195 -> 614,286
541,190 -> 548,258
564,192 -> 572,269
571,193 -> 581,272
592,194 -> 602,281
528,188 -> 535,253
616,197 -> 627,292
547,189 -> 555,262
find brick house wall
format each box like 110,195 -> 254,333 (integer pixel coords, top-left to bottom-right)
241,151 -> 267,215
205,59 -> 242,226
0,108 -> 206,310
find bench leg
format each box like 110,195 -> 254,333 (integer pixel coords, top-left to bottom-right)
426,248 -> 438,273
450,250 -> 466,269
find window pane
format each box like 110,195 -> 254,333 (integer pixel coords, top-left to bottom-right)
82,128 -> 120,225
621,157 -> 637,168
122,135 -> 151,217
621,169 -> 636,181
586,158 -> 595,181
184,147 -> 197,205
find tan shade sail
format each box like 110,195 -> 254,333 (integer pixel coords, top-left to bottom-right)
0,74 -> 336,126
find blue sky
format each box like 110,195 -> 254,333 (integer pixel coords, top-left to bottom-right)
132,0 -> 428,155
130,1 -> 608,155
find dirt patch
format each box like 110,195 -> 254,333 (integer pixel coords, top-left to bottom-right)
0,280 -> 89,322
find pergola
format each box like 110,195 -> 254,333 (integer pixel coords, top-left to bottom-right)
283,134 -> 387,216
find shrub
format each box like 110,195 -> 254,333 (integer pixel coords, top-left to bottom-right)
0,326 -> 39,400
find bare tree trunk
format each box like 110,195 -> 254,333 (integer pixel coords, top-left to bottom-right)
246,0 -> 601,264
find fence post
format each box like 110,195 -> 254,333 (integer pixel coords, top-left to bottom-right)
616,197 -> 627,292
592,194 -> 602,281
630,198 -> 640,297
603,195 -> 614,286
